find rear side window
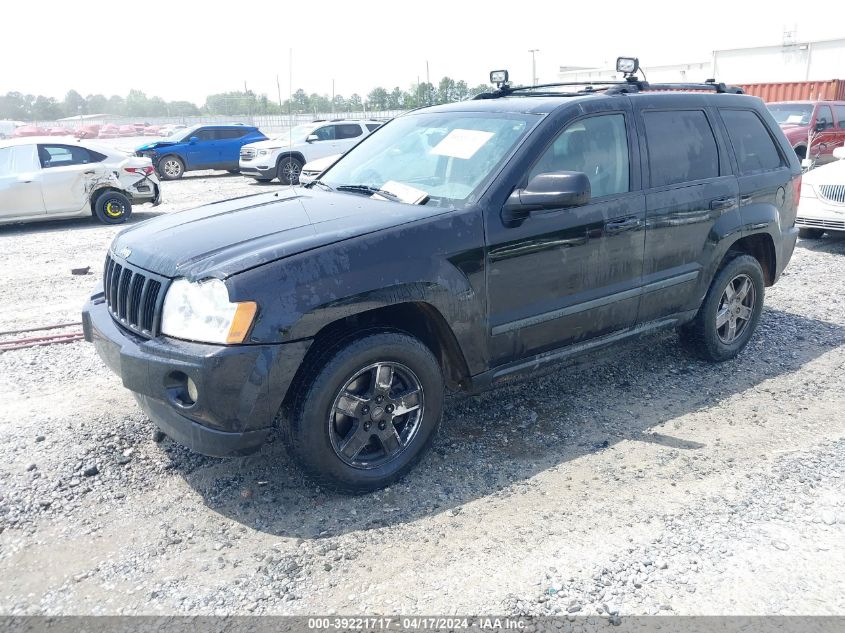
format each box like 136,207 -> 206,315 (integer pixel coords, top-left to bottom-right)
193,129 -> 216,141
643,110 -> 719,187
365,123 -> 382,132
720,110 -> 783,173
216,129 -> 247,139
38,144 -> 105,168
336,124 -> 363,140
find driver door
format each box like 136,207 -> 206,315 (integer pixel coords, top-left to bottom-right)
308,124 -> 341,160
486,109 -> 646,365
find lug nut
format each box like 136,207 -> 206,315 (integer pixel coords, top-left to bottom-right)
378,421 -> 386,430
386,404 -> 394,413
375,395 -> 384,404
364,422 -> 371,431
361,405 -> 370,415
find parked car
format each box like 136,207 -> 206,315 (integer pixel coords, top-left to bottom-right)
239,119 -> 383,184
48,127 -> 71,136
119,125 -> 138,137
144,125 -> 161,137
298,153 -> 342,185
75,124 -> 101,139
12,125 -> 48,138
99,124 -> 120,139
796,146 -> 845,238
0,137 -> 161,226
136,124 -> 267,180
0,120 -> 24,139
158,124 -> 186,138
83,62 -> 800,492
767,100 -> 845,164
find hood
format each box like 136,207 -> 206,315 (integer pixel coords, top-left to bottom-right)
304,154 -> 342,170
242,138 -> 293,150
803,158 -> 845,186
136,140 -> 179,151
110,188 -> 450,279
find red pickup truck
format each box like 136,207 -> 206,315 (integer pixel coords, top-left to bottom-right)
767,101 -> 845,164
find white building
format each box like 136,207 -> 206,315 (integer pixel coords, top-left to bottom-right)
557,37 -> 845,85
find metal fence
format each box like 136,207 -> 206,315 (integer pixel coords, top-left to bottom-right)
34,110 -> 408,135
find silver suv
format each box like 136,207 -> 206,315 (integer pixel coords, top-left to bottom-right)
239,119 -> 382,184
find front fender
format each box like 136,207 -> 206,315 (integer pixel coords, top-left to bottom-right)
229,208 -> 489,373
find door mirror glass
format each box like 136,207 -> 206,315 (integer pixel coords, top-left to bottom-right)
189,136 -> 199,144
815,121 -> 826,132
503,171 -> 591,224
306,134 -> 319,143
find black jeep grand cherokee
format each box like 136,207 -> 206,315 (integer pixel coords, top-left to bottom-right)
83,69 -> 801,492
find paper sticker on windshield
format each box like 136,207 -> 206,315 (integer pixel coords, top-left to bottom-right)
430,129 -> 494,160
786,115 -> 804,124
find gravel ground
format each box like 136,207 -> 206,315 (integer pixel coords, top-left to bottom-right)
1,174 -> 844,617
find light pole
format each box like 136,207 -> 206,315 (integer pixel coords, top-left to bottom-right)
528,49 -> 539,86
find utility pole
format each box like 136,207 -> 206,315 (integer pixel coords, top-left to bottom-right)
528,49 -> 539,86
332,78 -> 335,115
426,61 -> 431,105
276,74 -> 283,117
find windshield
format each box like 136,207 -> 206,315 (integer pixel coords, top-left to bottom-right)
269,124 -> 315,142
767,104 -> 814,125
319,111 -> 538,208
167,125 -> 199,141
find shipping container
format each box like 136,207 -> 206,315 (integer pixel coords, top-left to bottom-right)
739,79 -> 845,103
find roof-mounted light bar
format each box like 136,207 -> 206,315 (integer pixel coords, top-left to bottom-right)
616,56 -> 639,77
490,70 -> 509,88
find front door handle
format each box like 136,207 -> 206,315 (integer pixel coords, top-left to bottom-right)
740,194 -> 753,205
605,217 -> 641,234
709,197 -> 736,211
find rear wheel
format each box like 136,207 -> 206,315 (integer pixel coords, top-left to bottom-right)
281,332 -> 444,493
799,228 -> 824,239
277,156 -> 303,185
93,191 -> 132,224
158,155 -> 184,180
679,254 -> 765,362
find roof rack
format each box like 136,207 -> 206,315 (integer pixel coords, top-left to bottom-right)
474,78 -> 743,100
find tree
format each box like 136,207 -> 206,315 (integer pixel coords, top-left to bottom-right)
107,95 -> 125,115
0,92 -> 28,120
367,87 -> 389,111
86,94 -> 108,114
125,89 -> 150,117
63,89 -> 86,117
347,94 -> 362,111
32,96 -> 62,121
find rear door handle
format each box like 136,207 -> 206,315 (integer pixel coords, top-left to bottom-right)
605,217 -> 641,234
84,170 -> 96,175
740,194 -> 753,204
709,197 -> 736,211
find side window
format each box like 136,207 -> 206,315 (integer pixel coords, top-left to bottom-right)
216,129 -> 246,140
365,123 -> 382,132
38,144 -> 99,168
643,110 -> 719,187
836,105 -> 845,128
312,125 -> 336,141
816,105 -> 834,130
2,145 -> 39,173
193,129 -> 216,141
720,110 -> 784,173
335,124 -> 363,140
528,113 -> 629,198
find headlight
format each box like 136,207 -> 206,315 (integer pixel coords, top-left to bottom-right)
800,184 -> 817,199
161,278 -> 257,344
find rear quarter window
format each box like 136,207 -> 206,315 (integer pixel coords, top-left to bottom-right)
719,109 -> 784,173
642,110 -> 720,187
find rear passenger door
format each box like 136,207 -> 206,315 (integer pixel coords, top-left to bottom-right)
636,105 -> 739,324
717,108 -> 792,242
333,123 -> 365,153
215,129 -> 249,168
37,143 -> 106,214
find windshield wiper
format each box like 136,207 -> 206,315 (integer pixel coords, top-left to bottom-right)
306,179 -> 333,191
335,184 -> 401,202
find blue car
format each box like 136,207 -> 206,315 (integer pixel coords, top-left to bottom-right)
136,124 -> 267,180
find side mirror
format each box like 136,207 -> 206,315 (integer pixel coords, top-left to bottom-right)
801,158 -> 814,170
814,121 -> 826,132
502,171 -> 591,224
189,136 -> 199,144
306,134 -> 319,143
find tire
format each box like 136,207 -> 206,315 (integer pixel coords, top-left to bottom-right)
158,155 -> 184,180
799,228 -> 824,239
679,254 -> 765,362
281,331 -> 444,493
277,156 -> 303,185
93,190 -> 132,225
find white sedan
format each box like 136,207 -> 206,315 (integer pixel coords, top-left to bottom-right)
0,136 -> 161,226
797,147 -> 845,238
298,153 -> 342,185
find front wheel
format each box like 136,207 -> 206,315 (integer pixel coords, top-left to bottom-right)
158,155 -> 184,180
799,228 -> 824,239
277,156 -> 303,185
93,190 -> 133,224
679,254 -> 765,362
281,332 -> 444,493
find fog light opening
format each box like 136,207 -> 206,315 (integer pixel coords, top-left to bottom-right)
165,371 -> 197,408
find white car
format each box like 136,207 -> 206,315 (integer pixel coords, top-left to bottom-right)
239,120 -> 383,184
797,146 -> 845,238
298,153 -> 342,185
0,136 -> 161,226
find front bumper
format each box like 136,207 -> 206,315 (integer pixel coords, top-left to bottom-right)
239,160 -> 276,180
82,293 -> 311,457
796,195 -> 845,232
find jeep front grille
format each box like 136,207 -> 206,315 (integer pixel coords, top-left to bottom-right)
240,148 -> 256,160
796,216 -> 845,230
103,254 -> 169,338
817,185 -> 845,204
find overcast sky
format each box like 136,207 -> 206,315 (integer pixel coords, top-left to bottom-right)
2,0 -> 842,105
